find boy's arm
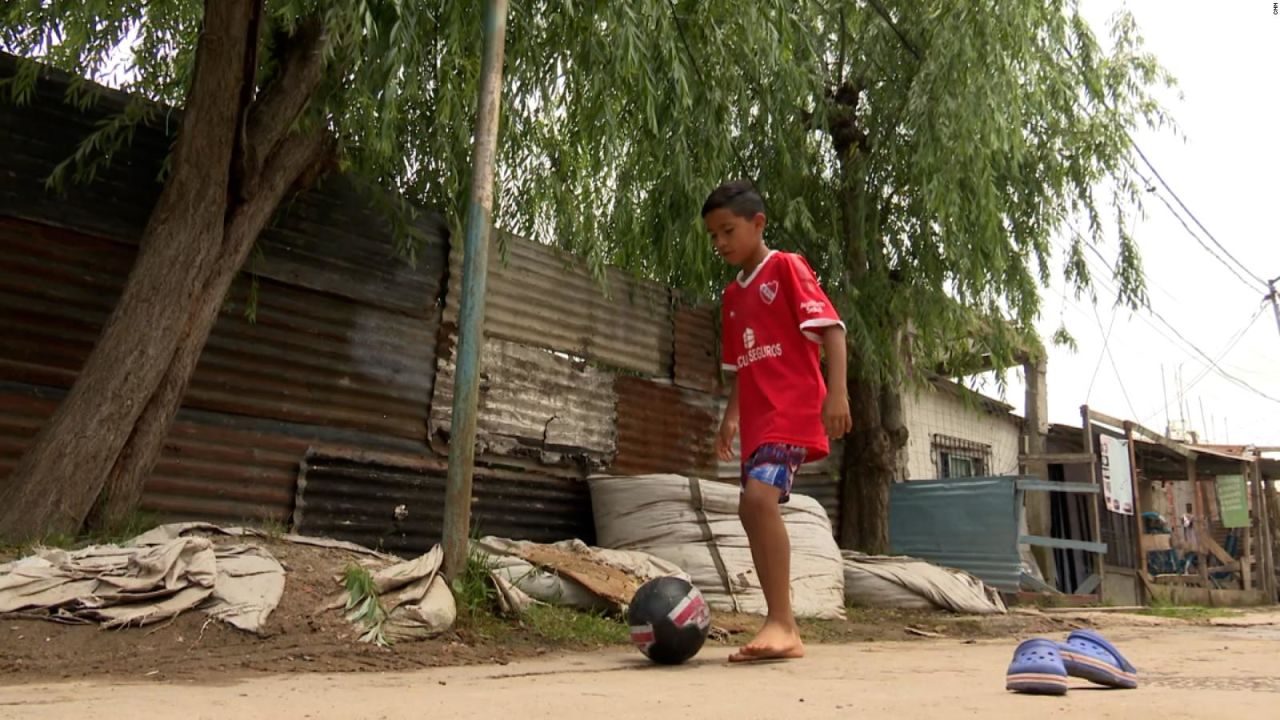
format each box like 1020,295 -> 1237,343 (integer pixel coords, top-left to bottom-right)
821,327 -> 852,439
718,377 -> 740,461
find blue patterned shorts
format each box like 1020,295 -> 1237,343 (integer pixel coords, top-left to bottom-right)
741,444 -> 807,504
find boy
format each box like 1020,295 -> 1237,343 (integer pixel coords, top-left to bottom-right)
704,179 -> 851,663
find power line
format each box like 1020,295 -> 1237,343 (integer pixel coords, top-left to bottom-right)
1138,304 -> 1268,425
1130,164 -> 1264,294
1064,234 -> 1280,407
1130,144 -> 1268,289
1085,302 -> 1118,401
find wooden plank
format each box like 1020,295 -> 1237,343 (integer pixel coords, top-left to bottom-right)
1019,452 -> 1096,466
1089,409 -> 1194,459
1075,573 -> 1102,595
1142,533 -> 1172,552
1021,572 -> 1063,594
1020,535 -> 1109,554
1255,461 -> 1279,600
1191,468 -> 1212,589
1125,422 -> 1147,603
1014,479 -> 1100,494
1081,405 -> 1106,595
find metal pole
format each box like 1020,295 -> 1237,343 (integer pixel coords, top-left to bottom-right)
443,0 -> 509,581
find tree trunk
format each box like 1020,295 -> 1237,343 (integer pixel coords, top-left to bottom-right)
828,86 -> 908,553
89,127 -> 333,530
838,352 -> 908,553
0,0 -> 332,542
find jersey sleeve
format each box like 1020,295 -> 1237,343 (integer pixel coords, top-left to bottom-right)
785,254 -> 845,343
720,294 -> 738,373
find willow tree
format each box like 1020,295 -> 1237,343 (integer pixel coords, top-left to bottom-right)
489,1 -> 1172,551
0,0 -> 1170,550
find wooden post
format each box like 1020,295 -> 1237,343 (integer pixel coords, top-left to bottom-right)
1263,464 -> 1278,601
1022,355 -> 1056,587
1124,422 -> 1147,603
1081,405 -> 1106,595
1249,459 -> 1275,600
1242,461 -> 1253,591
1189,457 -> 1211,588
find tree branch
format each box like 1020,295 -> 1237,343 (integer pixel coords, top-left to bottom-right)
228,0 -> 266,204
245,16 -> 328,180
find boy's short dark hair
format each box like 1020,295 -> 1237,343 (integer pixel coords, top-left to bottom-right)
701,179 -> 765,219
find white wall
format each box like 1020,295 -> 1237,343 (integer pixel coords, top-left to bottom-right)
900,381 -> 1023,481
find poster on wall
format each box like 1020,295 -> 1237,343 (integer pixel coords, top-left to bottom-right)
1099,436 -> 1134,515
1215,474 -> 1249,528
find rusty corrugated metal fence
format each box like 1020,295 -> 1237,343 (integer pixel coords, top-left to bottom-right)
0,52 -> 843,549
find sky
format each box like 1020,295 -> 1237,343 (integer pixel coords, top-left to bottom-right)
983,0 -> 1280,449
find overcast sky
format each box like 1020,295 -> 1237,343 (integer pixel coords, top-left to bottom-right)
986,0 -> 1279,450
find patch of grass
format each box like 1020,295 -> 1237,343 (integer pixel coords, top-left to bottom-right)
448,548 -> 626,647
452,547 -> 501,621
2,511 -> 161,558
1136,605 -> 1240,621
519,604 -> 628,646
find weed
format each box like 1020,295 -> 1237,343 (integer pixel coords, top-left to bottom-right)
452,546 -> 501,620
343,563 -> 391,647
256,518 -> 288,540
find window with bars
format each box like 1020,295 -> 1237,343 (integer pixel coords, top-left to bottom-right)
931,434 -> 993,479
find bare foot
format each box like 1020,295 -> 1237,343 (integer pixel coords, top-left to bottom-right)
728,619 -> 805,663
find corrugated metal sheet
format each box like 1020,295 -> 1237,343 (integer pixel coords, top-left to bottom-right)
0,382 -> 307,524
442,233 -> 674,376
294,449 -> 594,555
0,58 -> 451,525
609,376 -> 719,477
889,476 -> 1023,592
431,335 -> 617,465
673,306 -> 720,393
0,53 -> 451,323
0,217 -> 439,440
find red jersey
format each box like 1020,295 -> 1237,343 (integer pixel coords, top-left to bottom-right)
721,251 -> 845,462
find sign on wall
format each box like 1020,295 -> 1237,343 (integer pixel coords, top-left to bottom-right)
1215,474 -> 1250,529
1099,436 -> 1134,515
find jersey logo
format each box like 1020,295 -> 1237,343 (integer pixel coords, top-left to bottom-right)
737,326 -> 782,369
759,281 -> 779,305
801,300 -> 826,315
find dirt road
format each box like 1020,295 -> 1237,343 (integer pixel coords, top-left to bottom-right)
3,621 -> 1277,719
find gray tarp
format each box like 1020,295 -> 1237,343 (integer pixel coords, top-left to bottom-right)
842,551 -> 1007,615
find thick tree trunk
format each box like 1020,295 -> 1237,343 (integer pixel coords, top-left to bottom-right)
838,353 -> 908,553
0,0 -> 332,541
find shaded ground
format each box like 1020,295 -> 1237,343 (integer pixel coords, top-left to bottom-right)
0,536 -> 1081,685
4,621 -> 1280,719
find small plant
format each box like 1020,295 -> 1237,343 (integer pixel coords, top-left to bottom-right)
452,548 -> 500,620
257,518 -> 288,540
343,563 -> 391,647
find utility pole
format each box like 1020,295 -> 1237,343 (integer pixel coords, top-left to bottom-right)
442,0 -> 510,581
1269,276 -> 1280,339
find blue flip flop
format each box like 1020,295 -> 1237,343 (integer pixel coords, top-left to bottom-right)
1058,629 -> 1139,689
1005,638 -> 1069,695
